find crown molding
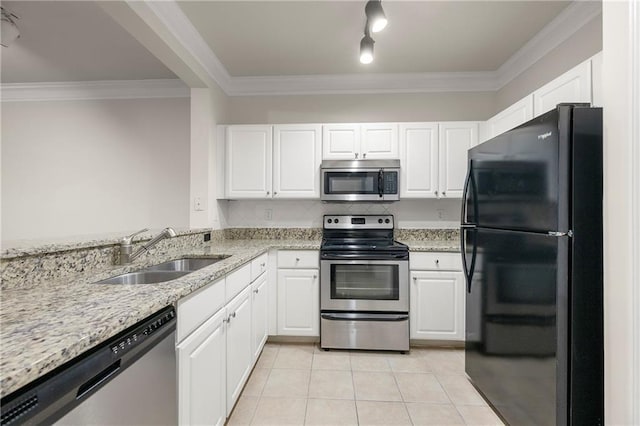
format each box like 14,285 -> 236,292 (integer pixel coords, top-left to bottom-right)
225,72 -> 499,96
495,0 -> 602,88
0,79 -> 189,102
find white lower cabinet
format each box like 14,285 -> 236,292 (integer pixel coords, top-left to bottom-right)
177,254 -> 271,424
251,272 -> 269,361
225,286 -> 253,415
277,269 -> 319,336
410,253 -> 465,341
177,308 -> 226,426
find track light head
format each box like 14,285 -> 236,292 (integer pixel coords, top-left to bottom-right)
359,33 -> 374,64
365,0 -> 387,33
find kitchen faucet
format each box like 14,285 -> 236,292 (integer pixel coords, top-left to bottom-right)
119,227 -> 177,264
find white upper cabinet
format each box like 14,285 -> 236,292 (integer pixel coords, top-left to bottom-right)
322,124 -> 360,160
322,123 -> 398,160
273,124 -> 322,198
484,95 -> 534,142
533,59 -> 592,115
438,122 -> 479,198
360,123 -> 399,159
225,125 -> 272,199
399,123 -> 439,198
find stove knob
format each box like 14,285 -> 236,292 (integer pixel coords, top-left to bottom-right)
378,219 -> 383,224
335,218 -> 339,223
385,219 -> 390,224
327,219 -> 332,224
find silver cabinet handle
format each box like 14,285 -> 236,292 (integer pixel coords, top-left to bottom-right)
274,191 -> 277,195
355,153 -> 359,159
435,259 -> 440,265
313,274 -> 317,279
261,262 -> 266,267
413,276 -> 417,282
296,257 -> 300,262
363,153 -> 367,159
231,312 -> 236,318
266,191 -> 270,195
442,191 -> 446,196
435,190 -> 439,196
253,289 -> 259,294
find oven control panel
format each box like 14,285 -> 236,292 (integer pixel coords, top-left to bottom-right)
324,215 -> 394,229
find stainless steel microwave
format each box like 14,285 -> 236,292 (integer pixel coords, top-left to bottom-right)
320,159 -> 400,202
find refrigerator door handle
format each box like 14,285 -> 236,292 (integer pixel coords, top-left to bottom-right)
460,159 -> 473,224
461,227 -> 478,293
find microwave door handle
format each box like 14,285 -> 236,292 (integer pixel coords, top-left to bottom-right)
378,169 -> 384,198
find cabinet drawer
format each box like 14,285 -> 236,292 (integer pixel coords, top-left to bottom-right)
226,262 -> 252,303
177,277 -> 225,342
277,250 -> 318,269
251,253 -> 268,281
411,252 -> 462,271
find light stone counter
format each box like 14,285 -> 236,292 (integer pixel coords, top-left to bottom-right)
0,235 -> 458,398
0,239 -> 317,398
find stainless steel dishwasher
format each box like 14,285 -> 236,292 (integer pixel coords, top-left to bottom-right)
1,306 -> 177,425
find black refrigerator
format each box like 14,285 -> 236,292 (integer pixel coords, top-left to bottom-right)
461,104 -> 603,426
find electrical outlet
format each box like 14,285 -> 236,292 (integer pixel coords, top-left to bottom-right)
194,197 -> 204,211
264,209 -> 273,220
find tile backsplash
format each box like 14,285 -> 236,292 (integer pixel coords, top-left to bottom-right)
220,198 -> 461,229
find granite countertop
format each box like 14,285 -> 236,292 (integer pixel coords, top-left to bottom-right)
0,238 -> 457,398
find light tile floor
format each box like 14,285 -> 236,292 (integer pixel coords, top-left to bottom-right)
227,343 -> 505,426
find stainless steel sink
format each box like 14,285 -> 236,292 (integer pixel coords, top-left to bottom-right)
94,255 -> 230,284
144,256 -> 229,273
95,271 -> 189,285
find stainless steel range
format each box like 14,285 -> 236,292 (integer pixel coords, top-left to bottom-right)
320,215 -> 410,352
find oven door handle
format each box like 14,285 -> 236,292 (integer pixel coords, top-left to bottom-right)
321,313 -> 409,322
321,253 -> 408,260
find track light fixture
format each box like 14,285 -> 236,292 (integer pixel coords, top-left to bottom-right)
359,0 -> 386,64
365,0 -> 387,33
1,6 -> 20,48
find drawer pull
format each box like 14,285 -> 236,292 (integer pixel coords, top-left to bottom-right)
253,289 -> 259,294
435,259 -> 440,265
296,257 -> 300,262
261,262 -> 266,267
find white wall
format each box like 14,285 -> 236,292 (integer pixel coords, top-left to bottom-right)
1,97 -> 190,242
221,199 -> 461,230
602,2 -> 638,424
227,92 -> 496,124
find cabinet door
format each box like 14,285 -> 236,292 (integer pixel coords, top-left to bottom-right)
533,60 -> 592,115
177,308 -> 226,426
487,95 -> 534,140
410,271 -> 465,341
251,273 -> 269,361
277,269 -> 319,336
438,122 -> 478,198
399,123 -> 439,198
273,124 -> 322,198
360,123 -> 399,159
226,286 -> 253,415
225,125 -> 273,198
322,124 -> 360,160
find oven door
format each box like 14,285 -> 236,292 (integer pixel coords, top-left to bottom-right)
320,259 -> 409,312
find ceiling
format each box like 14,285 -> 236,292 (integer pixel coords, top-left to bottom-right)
0,1 -> 176,83
0,1 -> 578,90
179,1 -> 569,76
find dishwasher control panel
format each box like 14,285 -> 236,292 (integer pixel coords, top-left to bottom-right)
111,308 -> 175,355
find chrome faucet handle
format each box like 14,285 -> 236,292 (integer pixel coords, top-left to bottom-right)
121,228 -> 149,245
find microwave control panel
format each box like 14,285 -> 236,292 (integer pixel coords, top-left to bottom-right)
383,171 -> 398,194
